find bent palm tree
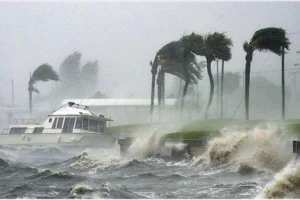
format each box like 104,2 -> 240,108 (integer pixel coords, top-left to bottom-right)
220,46 -> 232,118
28,64 -> 59,115
151,40 -> 202,116
179,33 -> 204,111
243,27 -> 290,120
183,32 -> 232,119
150,41 -> 184,117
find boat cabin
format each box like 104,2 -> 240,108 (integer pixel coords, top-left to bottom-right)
8,102 -> 112,134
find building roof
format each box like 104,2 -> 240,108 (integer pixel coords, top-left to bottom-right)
61,99 -> 177,107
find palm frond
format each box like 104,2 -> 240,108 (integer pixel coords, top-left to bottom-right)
250,27 -> 290,55
31,64 -> 59,84
157,41 -> 184,63
243,41 -> 251,52
203,32 -> 233,61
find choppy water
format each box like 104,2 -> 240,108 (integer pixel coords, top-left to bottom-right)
0,124 -> 300,199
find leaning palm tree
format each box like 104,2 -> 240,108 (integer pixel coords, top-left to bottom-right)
179,33 -> 204,111
220,46 -> 232,119
243,27 -> 290,120
28,64 -> 59,115
158,58 -> 202,115
182,32 -> 232,119
150,41 -> 184,117
151,41 -> 200,116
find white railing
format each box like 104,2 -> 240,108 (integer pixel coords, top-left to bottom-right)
2,127 -> 106,134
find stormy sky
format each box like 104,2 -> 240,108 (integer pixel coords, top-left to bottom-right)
1,1 -> 300,107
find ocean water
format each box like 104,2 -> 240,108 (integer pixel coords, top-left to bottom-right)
0,124 -> 299,199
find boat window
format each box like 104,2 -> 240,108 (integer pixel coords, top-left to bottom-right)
75,117 -> 82,129
82,118 -> 88,131
33,127 -> 44,134
9,127 -> 27,134
51,118 -> 57,129
57,117 -> 64,129
89,120 -> 98,132
62,117 -> 75,133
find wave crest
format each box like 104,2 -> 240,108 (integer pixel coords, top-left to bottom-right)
190,124 -> 292,173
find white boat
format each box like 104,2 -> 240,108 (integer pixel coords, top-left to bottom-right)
0,102 -> 117,147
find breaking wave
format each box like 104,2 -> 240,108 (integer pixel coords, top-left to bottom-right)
190,124 -> 293,174
258,159 -> 300,198
69,183 -> 146,199
124,132 -> 189,161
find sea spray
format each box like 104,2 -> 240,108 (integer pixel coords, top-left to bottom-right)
258,159 -> 300,198
124,132 -> 188,160
124,131 -> 164,159
190,123 -> 293,173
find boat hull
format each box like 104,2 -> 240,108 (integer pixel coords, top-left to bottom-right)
0,133 -> 117,147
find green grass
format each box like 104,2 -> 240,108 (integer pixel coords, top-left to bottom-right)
108,119 -> 300,140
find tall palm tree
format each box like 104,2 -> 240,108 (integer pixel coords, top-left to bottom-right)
151,40 -> 202,116
28,64 -> 59,115
150,41 -> 184,117
183,32 -> 232,119
220,46 -> 232,119
179,33 -> 204,112
243,27 -> 290,120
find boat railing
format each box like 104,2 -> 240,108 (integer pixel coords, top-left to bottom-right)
12,118 -> 40,125
2,127 -> 106,134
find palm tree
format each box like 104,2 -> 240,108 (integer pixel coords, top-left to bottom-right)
28,64 -> 59,115
220,46 -> 232,119
243,27 -> 290,120
179,33 -> 204,112
151,40 -> 201,116
182,32 -> 232,119
150,41 -> 184,117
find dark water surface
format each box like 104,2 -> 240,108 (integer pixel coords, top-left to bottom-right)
0,144 -> 268,199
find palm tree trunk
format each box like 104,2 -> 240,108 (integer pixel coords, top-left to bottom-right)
281,46 -> 285,120
245,52 -> 252,120
205,60 -> 214,119
157,74 -> 162,121
162,72 -> 165,110
29,83 -> 33,116
216,60 -> 219,118
150,61 -> 157,119
181,52 -> 190,114
150,73 -> 156,115
221,60 -> 224,119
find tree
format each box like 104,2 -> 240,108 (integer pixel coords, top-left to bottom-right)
28,64 -> 59,115
182,32 -> 232,119
219,45 -> 232,118
179,33 -> 203,112
151,40 -> 202,116
59,52 -> 81,97
80,61 -> 99,96
150,41 -> 188,116
243,27 -> 290,120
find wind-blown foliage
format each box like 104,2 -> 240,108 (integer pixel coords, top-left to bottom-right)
29,64 -> 59,93
28,63 -> 59,115
58,52 -> 82,97
80,61 -> 99,96
181,32 -> 232,119
155,40 -> 202,113
243,27 -> 290,120
53,52 -> 100,101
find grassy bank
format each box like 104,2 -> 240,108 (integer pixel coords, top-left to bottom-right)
107,119 -> 300,140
